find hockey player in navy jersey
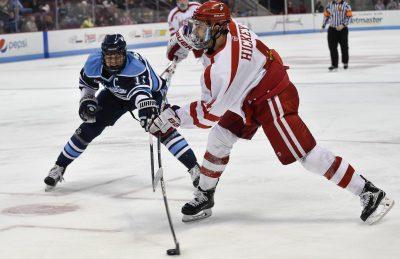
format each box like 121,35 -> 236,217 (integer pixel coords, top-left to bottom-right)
44,34 -> 200,191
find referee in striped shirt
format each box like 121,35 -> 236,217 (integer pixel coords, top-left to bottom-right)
321,0 -> 353,71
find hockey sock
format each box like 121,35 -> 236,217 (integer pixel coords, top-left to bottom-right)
301,145 -> 366,196
324,156 -> 366,195
160,129 -> 197,170
56,133 -> 89,168
199,174 -> 219,190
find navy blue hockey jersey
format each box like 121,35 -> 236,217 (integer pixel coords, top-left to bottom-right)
79,51 -> 165,102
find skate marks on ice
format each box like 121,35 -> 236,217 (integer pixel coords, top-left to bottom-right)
0,174 -> 188,201
2,204 -> 79,216
0,174 -> 137,197
0,224 -> 122,234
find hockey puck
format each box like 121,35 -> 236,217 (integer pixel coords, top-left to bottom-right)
166,248 -> 180,256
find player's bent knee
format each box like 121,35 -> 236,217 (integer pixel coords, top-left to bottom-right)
300,145 -> 335,175
77,123 -> 107,143
206,125 -> 238,157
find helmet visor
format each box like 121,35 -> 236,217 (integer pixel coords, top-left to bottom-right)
103,51 -> 125,73
186,19 -> 212,50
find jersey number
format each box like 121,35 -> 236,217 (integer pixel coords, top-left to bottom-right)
134,75 -> 148,86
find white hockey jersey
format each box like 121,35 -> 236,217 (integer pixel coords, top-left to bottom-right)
168,2 -> 201,36
176,20 -> 277,129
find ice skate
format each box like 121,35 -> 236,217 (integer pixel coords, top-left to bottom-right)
44,165 -> 65,192
360,179 -> 394,225
182,187 -> 215,222
188,164 -> 200,187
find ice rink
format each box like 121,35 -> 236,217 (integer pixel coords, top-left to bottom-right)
1,30 -> 399,259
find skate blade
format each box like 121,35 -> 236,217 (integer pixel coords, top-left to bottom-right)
182,209 -> 212,223
366,197 -> 395,225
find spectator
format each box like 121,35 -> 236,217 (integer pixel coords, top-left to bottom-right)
57,1 -> 68,20
386,0 -> 399,9
21,13 -> 37,32
315,0 -> 324,13
0,0 -> 23,33
21,0 -> 41,12
81,16 -> 94,28
287,1 -> 296,14
375,0 -> 386,10
0,19 -> 4,34
298,0 -> 307,13
119,10 -> 135,25
35,3 -> 53,31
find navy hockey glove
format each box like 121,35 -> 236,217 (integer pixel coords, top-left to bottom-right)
79,95 -> 98,123
138,98 -> 158,132
149,105 -> 181,134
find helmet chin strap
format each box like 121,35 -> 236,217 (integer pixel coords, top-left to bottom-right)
206,23 -> 229,54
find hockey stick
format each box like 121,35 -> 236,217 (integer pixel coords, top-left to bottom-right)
152,60 -> 177,190
150,59 -> 180,256
126,109 -> 157,191
146,60 -> 177,192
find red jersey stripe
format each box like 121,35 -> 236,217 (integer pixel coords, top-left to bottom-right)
190,102 -> 211,129
204,65 -> 212,91
225,21 -> 240,93
201,102 -> 219,122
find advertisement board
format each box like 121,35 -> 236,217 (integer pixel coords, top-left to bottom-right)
47,23 -> 170,57
236,15 -> 286,35
1,10 -> 399,63
350,10 -> 400,28
0,32 -> 44,63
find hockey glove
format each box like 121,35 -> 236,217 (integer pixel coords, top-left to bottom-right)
79,95 -> 98,123
138,98 -> 158,132
167,26 -> 193,62
149,106 -> 181,134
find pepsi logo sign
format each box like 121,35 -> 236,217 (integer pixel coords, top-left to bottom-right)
0,39 -> 7,53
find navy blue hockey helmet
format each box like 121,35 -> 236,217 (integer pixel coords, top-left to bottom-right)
101,34 -> 127,74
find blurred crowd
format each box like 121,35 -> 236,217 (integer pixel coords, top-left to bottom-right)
374,0 -> 399,10
0,0 -> 171,34
1,0 -> 399,35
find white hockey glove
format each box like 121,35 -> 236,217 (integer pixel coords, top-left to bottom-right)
79,95 -> 98,123
149,106 -> 181,134
167,26 -> 193,63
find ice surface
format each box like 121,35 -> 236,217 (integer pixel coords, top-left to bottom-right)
0,30 -> 399,259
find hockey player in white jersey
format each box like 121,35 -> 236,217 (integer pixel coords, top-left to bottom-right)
168,0 -> 201,36
150,0 -> 394,225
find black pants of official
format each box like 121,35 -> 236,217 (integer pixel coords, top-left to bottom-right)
328,26 -> 349,67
